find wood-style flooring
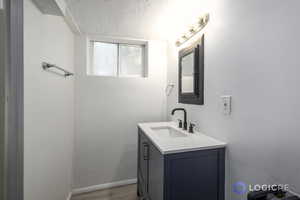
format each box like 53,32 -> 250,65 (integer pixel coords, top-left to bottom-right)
71,184 -> 139,200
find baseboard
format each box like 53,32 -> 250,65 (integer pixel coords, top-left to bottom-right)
72,178 -> 137,195
66,192 -> 72,200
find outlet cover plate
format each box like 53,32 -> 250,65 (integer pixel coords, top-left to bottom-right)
221,95 -> 232,115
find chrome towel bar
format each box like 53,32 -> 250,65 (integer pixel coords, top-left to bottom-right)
42,62 -> 74,77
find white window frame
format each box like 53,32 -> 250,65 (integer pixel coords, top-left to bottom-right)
88,36 -> 149,78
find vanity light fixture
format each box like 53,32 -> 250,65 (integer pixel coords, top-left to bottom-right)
176,13 -> 210,47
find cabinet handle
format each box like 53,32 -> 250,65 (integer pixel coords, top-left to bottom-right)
143,142 -> 149,160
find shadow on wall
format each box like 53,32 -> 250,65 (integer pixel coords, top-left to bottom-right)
113,143 -> 138,183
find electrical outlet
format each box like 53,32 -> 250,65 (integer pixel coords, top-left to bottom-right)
221,95 -> 232,115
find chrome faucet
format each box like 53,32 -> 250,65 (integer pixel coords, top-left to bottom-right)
171,108 -> 187,130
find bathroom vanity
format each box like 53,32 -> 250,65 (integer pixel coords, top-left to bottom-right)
137,122 -> 226,200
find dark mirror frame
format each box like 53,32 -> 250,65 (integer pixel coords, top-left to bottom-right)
179,35 -> 204,105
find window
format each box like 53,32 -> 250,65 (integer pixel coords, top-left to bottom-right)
88,41 -> 147,77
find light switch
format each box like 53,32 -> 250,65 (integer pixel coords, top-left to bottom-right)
221,95 -> 232,115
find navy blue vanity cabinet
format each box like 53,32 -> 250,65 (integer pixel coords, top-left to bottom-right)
138,128 -> 225,200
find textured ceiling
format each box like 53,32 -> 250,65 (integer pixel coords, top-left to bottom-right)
67,0 -> 171,39
66,0 -> 214,40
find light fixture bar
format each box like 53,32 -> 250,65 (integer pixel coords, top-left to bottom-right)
176,13 -> 210,47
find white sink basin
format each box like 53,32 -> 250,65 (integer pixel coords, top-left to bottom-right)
151,126 -> 188,138
139,122 -> 226,154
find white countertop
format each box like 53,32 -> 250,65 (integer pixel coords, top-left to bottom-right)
138,122 -> 226,155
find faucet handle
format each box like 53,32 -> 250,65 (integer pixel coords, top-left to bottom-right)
178,119 -> 183,128
188,123 -> 196,133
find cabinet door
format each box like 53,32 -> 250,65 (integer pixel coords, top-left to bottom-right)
148,143 -> 164,200
165,149 -> 224,200
138,130 -> 149,192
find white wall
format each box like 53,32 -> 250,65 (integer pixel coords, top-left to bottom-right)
68,0 -> 168,189
165,0 -> 300,199
0,9 -> 6,199
73,36 -> 167,189
24,0 -> 75,200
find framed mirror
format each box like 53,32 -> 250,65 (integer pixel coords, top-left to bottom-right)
179,35 -> 204,105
